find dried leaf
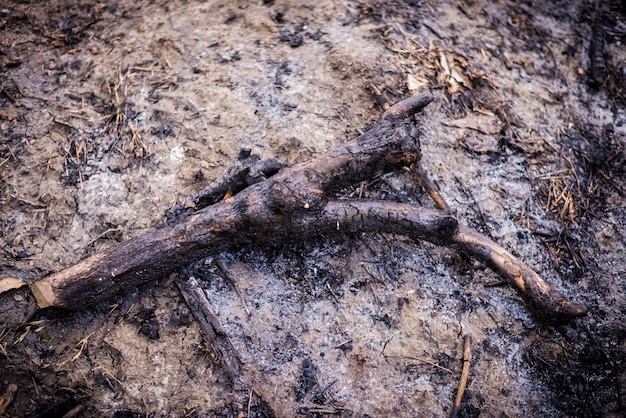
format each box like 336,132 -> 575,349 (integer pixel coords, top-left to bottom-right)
439,51 -> 451,76
438,52 -> 451,85
0,277 -> 26,294
451,65 -> 472,89
407,74 -> 428,92
447,80 -> 464,95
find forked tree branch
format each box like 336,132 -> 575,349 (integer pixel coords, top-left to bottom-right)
30,91 -> 586,323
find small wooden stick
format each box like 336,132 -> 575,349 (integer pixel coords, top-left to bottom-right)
175,275 -> 243,382
384,353 -> 454,374
247,388 -> 253,418
61,404 -> 85,418
176,276 -> 282,414
452,227 -> 587,323
411,160 -> 451,212
451,335 -> 472,418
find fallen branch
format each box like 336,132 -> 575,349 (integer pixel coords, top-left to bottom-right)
175,274 -> 278,415
451,335 -> 472,418
30,91 -> 586,323
175,275 -> 243,382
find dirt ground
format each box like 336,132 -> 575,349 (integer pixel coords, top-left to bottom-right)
1,0 -> 625,416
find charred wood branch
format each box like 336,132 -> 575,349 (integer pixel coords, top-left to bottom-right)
175,275 -> 243,381
589,7 -> 607,88
452,227 -> 586,322
30,91 -> 587,323
166,148 -> 284,220
176,274 -> 278,414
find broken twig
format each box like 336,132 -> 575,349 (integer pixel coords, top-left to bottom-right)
451,335 -> 472,418
175,275 -> 243,382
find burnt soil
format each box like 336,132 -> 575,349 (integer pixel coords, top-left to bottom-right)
1,0 -> 625,417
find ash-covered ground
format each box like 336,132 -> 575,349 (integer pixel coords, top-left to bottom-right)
1,1 -> 625,416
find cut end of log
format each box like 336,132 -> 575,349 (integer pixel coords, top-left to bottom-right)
30,281 -> 57,309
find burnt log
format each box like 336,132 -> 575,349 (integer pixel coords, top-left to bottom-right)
30,91 -> 587,323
